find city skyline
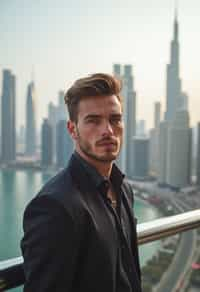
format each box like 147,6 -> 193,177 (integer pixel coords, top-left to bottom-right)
0,0 -> 200,129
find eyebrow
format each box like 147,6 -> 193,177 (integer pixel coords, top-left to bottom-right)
84,113 -> 122,120
84,114 -> 101,121
110,113 -> 122,118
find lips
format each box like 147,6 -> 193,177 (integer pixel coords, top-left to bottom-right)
96,139 -> 117,147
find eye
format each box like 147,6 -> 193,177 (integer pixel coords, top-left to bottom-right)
85,117 -> 101,124
110,115 -> 122,125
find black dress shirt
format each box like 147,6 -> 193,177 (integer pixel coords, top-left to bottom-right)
73,152 -> 141,292
21,153 -> 141,292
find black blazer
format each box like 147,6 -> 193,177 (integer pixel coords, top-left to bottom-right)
21,155 -> 141,292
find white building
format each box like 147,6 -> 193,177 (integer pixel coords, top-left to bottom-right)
166,110 -> 190,188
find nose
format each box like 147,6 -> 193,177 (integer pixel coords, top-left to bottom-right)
102,120 -> 113,136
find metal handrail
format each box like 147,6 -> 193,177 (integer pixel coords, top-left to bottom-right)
138,208 -> 200,244
0,209 -> 200,290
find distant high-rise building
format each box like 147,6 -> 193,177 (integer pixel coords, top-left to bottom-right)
113,64 -> 123,169
48,102 -> 58,125
57,90 -> 67,120
149,128 -> 157,175
136,120 -> 146,137
58,90 -> 65,107
19,125 -> 25,144
188,127 -> 193,184
41,118 -> 53,167
132,137 -> 149,179
158,121 -> 169,185
113,64 -> 136,177
166,110 -> 190,188
48,91 -> 67,163
123,65 -> 137,177
25,81 -> 37,156
56,120 -> 73,168
17,125 -> 25,154
178,91 -> 188,111
196,123 -> 200,185
1,69 -> 16,163
159,10 -> 192,188
154,102 -> 161,129
165,11 -> 182,122
113,64 -> 121,78
48,101 -> 58,162
149,102 -> 161,176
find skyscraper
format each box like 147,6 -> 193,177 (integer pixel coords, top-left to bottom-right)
25,81 -> 37,156
166,111 -> 190,188
113,64 -> 121,78
196,123 -> 200,185
132,137 -> 149,179
1,69 -> 16,163
123,65 -> 137,177
113,64 -> 136,177
113,64 -> 123,169
158,121 -> 169,185
159,10 -> 192,187
41,118 -> 53,167
48,101 -> 58,162
56,120 -> 74,168
136,120 -> 146,137
165,10 -> 182,122
149,102 -> 161,176
187,127 -> 193,185
154,102 -> 161,129
57,90 -> 67,121
47,91 -> 67,163
17,125 -> 25,154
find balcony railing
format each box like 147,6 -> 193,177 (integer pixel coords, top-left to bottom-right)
0,209 -> 200,290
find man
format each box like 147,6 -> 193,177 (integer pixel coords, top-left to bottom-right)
21,73 -> 142,292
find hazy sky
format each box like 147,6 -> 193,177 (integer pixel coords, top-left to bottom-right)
0,0 -> 200,130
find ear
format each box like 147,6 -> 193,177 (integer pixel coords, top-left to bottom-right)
67,120 -> 78,140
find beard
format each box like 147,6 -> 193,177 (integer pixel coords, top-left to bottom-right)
76,128 -> 121,163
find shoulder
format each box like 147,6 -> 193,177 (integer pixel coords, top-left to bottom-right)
24,164 -> 85,224
23,194 -> 67,227
38,166 -> 71,198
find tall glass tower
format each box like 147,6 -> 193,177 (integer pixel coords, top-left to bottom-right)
41,118 -> 53,167
1,69 -> 16,163
165,11 -> 182,122
25,81 -> 37,156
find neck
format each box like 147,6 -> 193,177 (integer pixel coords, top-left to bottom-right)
76,149 -> 113,178
95,161 -> 112,178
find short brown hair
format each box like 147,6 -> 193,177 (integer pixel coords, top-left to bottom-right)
64,73 -> 122,122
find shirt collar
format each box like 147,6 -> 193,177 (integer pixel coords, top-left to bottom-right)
73,151 -> 125,193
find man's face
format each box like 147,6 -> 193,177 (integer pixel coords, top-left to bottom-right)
68,95 -> 123,164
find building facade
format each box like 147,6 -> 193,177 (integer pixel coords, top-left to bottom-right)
56,120 -> 74,168
196,123 -> 200,185
1,69 -> 16,163
113,64 -> 137,178
166,111 -> 190,188
25,81 -> 37,156
41,118 -> 53,167
132,137 -> 149,179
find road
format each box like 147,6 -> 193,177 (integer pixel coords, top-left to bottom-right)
128,179 -> 198,292
156,228 -> 195,292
